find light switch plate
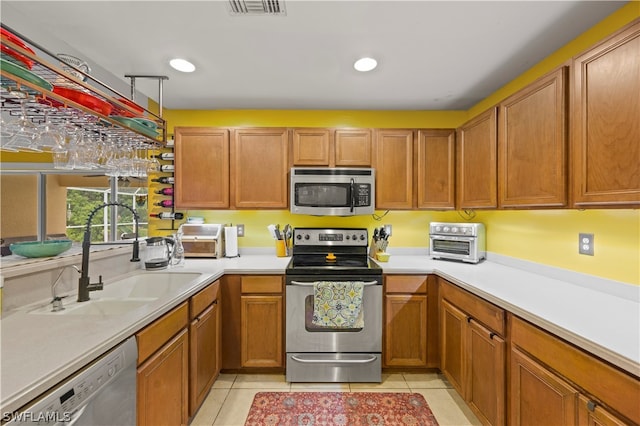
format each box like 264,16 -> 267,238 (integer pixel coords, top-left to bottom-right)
579,233 -> 594,256
237,224 -> 245,237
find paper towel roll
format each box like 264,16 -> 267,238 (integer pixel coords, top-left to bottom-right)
225,226 -> 239,257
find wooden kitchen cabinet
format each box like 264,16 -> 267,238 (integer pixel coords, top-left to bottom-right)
498,67 -> 568,208
456,108 -> 498,209
231,128 -> 289,208
439,278 -> 506,426
510,315 -> 640,425
137,302 -> 189,426
416,129 -> 456,209
292,128 -> 372,167
241,276 -> 283,368
374,129 -> 414,209
189,280 -> 221,417
174,127 -> 230,209
384,275 -> 428,367
510,346 -> 578,425
291,128 -> 331,166
334,129 -> 372,166
571,19 -> 640,207
221,275 -> 284,371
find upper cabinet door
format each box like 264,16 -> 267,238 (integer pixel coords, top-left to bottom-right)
374,129 -> 414,209
456,108 -> 498,209
292,128 -> 331,166
231,128 -> 289,209
416,129 -> 456,210
498,67 -> 568,208
174,127 -> 230,209
572,19 -> 640,208
334,129 -> 372,166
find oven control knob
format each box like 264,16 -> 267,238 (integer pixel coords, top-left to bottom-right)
296,234 -> 302,240
443,226 -> 450,232
360,235 -> 366,240
435,226 -> 442,232
345,235 -> 350,240
452,227 -> 458,233
352,234 -> 357,240
304,234 -> 310,240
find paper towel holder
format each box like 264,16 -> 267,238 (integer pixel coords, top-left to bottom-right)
224,225 -> 240,258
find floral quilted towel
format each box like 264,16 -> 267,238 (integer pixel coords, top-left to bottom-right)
312,281 -> 364,328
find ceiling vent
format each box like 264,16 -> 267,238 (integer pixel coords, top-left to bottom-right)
229,0 -> 286,15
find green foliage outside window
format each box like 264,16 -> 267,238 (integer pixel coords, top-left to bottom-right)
66,188 -> 148,242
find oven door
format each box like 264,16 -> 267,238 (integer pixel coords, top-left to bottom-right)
430,235 -> 480,263
285,278 -> 382,353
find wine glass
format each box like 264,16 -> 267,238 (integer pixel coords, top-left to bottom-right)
5,99 -> 41,152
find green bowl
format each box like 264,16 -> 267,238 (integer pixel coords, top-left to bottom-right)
10,240 -> 73,258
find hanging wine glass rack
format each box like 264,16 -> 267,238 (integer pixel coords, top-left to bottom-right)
1,23 -> 166,149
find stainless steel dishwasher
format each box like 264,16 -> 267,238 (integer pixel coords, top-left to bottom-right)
5,336 -> 137,426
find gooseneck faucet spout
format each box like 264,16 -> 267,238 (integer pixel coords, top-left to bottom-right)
78,202 -> 140,302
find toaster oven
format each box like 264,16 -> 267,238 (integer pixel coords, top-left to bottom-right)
429,222 -> 486,264
179,224 -> 225,258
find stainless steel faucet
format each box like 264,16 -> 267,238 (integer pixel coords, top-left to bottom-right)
78,202 -> 140,302
51,264 -> 81,312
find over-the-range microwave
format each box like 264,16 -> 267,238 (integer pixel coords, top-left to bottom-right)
290,167 -> 375,216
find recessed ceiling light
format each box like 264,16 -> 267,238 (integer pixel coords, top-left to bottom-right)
354,57 -> 377,72
169,58 -> 196,73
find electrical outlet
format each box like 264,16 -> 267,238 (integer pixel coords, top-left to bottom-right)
579,233 -> 594,256
384,224 -> 392,237
237,224 -> 245,237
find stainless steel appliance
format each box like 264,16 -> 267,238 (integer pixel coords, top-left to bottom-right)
285,228 -> 383,382
290,168 -> 375,216
430,222 -> 486,263
5,336 -> 137,425
179,223 -> 225,258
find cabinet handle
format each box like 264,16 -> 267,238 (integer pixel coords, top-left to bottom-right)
587,400 -> 597,412
489,332 -> 496,340
213,300 -> 218,305
466,316 -> 473,323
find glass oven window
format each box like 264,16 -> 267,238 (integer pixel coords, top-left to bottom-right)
432,239 -> 471,255
304,296 -> 362,332
295,183 -> 350,207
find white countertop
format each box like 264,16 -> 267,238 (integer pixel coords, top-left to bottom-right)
1,253 -> 638,413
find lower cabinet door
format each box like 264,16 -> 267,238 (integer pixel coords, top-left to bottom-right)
384,294 -> 427,367
467,319 -> 505,426
137,328 -> 189,426
440,299 -> 467,397
189,302 -> 220,416
510,347 -> 578,425
241,295 -> 283,367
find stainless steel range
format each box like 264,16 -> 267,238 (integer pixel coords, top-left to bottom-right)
285,228 -> 383,383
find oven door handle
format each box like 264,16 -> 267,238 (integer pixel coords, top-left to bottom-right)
290,354 -> 378,364
289,280 -> 379,286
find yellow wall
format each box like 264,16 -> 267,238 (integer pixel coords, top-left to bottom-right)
158,5 -> 640,285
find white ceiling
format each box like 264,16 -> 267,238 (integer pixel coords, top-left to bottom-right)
1,1 -> 628,111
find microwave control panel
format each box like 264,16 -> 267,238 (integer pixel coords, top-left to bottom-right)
354,183 -> 372,207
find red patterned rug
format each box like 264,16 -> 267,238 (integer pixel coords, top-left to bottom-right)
244,392 -> 439,425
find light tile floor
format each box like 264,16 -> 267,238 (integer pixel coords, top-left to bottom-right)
191,373 -> 481,426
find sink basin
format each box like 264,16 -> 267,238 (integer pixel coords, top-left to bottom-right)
29,298 -> 157,315
27,271 -> 203,315
99,272 -> 203,299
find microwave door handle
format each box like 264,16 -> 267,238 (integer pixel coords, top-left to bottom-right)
350,178 -> 355,213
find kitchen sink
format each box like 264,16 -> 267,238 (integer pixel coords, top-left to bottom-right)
27,271 -> 204,315
99,271 -> 203,299
29,298 -> 157,315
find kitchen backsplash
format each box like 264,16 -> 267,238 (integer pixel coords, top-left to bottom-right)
176,208 -> 639,285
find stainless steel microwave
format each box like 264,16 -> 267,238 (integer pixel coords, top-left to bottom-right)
290,167 -> 375,216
